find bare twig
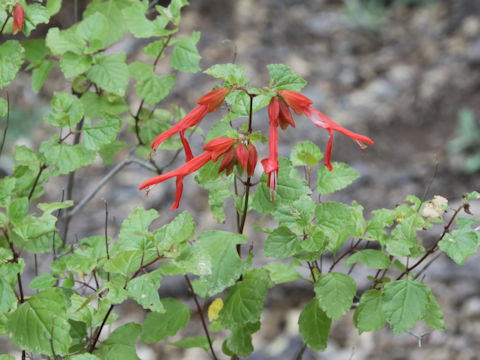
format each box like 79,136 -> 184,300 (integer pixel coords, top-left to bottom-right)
28,164 -> 47,200
184,274 -> 218,360
0,93 -> 10,159
329,238 -> 362,273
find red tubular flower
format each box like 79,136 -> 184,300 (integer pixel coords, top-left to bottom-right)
278,90 -> 312,115
235,143 -> 249,172
140,137 -> 236,209
12,3 -> 24,35
151,87 -> 230,152
247,143 -> 257,177
218,148 -> 236,175
303,106 -> 374,171
261,97 -> 280,199
278,99 -> 295,130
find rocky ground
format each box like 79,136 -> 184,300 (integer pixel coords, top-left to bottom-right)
2,0 -> 480,359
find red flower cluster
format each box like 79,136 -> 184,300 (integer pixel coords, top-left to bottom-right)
11,3 -> 24,35
140,87 -> 258,210
140,86 -> 373,209
261,90 -> 374,197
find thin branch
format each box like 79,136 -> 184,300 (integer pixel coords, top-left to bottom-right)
88,305 -> 114,353
294,343 -> 307,360
329,238 -> 362,273
0,13 -> 11,38
184,274 -> 218,360
396,203 -> 464,280
414,252 -> 442,280
28,164 -> 47,200
0,92 -> 10,159
104,201 -> 110,282
49,316 -> 59,360
420,157 -> 439,203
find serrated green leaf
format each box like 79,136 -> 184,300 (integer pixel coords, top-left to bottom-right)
31,60 -> 54,93
225,322 -> 259,357
40,140 -> 95,175
6,288 -> 71,355
290,140 -> 323,167
44,92 -> 84,128
70,354 -> 101,360
98,140 -> 128,164
135,74 -> 176,106
140,298 -> 190,343
83,116 -> 122,151
220,269 -> 271,329
29,273 -> 56,290
7,197 -> 28,225
298,298 -> 331,351
124,0 -> 171,38
315,202 -> 365,253
317,162 -> 360,194
23,39 -> 49,69
46,27 -> 85,55
37,200 -> 73,215
170,31 -> 201,73
103,250 -> 143,276
382,280 -> 429,335
167,336 -> 210,351
154,211 -> 195,253
465,191 -> 480,201
314,272 -> 356,321
46,0 -> 62,16
13,212 -> 57,242
127,269 -> 163,312
252,157 -> 311,214
345,249 -> 390,269
60,52 -> 92,78
77,12 -> 109,53
204,63 -> 248,87
87,53 -> 129,96
268,64 -> 307,92
190,231 -> 247,297
264,227 -> 302,258
23,4 -> 50,36
423,289 -> 445,331
96,322 -> 141,359
438,229 -> 480,265
0,277 -> 17,316
80,92 -> 128,118
366,208 -> 397,244
264,262 -> 303,284
0,40 -> 24,89
83,0 -> 129,48
353,289 -> 386,333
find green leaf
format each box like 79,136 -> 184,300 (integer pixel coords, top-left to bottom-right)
268,64 -> 307,92
96,322 -> 141,359
104,250 -> 143,277
60,52 -> 92,78
127,269 -> 163,312
7,197 -> 29,225
290,140 -> 323,167
160,0 -> 189,26
23,39 -> 49,68
46,27 -> 85,55
44,92 -> 85,128
315,202 -> 365,253
264,262 -> 303,284
190,231 -> 247,297
465,191 -> 480,201
198,172 -> 235,223
252,157 -> 311,214
273,195 -> 316,233
0,40 -> 24,89
382,280 -> 429,335
98,140 -> 128,164
204,63 -> 248,87
70,355 -> 101,360
366,208 -> 397,244
80,92 -> 128,118
6,288 -> 71,355
314,272 -> 357,321
298,298 -> 331,351
0,97 -> 7,118
0,277 -> 17,315
87,53 -> 129,96
353,289 -> 386,333
37,200 -> 73,215
83,0 -> 129,48
264,226 -> 302,258
124,1 -> 172,38
0,355 -> 15,360
224,322 -> 259,357
317,162 -> 360,194
31,60 -> 54,93
154,211 -> 195,253
423,289 -> 445,331
23,4 -> 50,36
29,273 -> 57,290
167,337 -> 211,351
140,298 -> 190,343
438,230 -> 479,265
46,0 -> 62,16
135,74 -> 176,107
83,116 -> 122,151
77,12 -> 109,53
345,249 -> 391,269
170,31 -> 201,73
40,140 -> 95,175
220,269 -> 271,329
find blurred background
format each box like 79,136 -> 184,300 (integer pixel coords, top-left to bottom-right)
1,0 -> 480,359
